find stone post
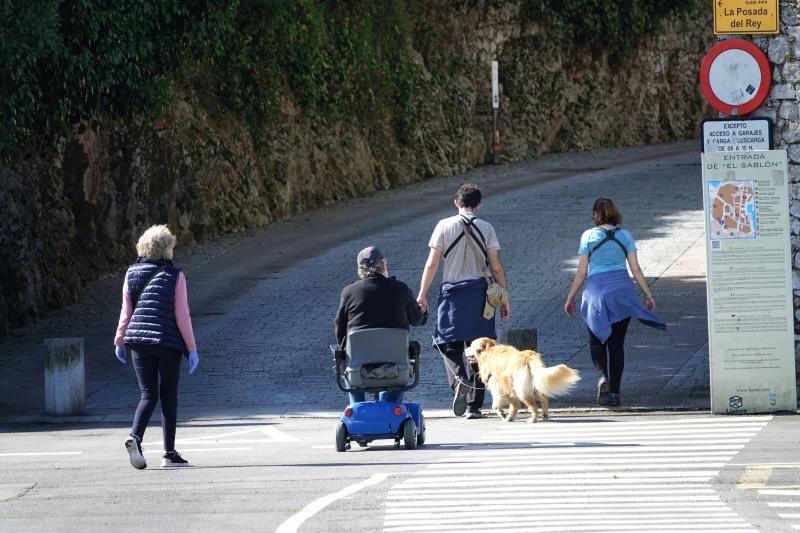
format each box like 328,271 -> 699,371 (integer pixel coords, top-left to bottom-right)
504,328 -> 538,351
44,338 -> 86,415
753,2 -> 800,385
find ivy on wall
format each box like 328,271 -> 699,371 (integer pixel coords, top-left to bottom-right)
0,0 -> 698,167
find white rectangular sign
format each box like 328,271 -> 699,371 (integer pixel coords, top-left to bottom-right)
702,150 -> 797,414
702,118 -> 772,153
491,61 -> 499,109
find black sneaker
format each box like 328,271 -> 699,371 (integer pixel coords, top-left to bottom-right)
597,377 -> 611,406
161,451 -> 191,468
452,381 -> 469,417
465,410 -> 482,420
124,437 -> 146,470
608,393 -> 621,407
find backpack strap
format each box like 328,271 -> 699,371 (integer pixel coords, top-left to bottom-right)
131,265 -> 169,309
588,228 -> 628,261
443,215 -> 487,259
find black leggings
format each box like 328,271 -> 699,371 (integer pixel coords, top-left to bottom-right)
437,342 -> 486,411
588,318 -> 631,394
130,345 -> 183,452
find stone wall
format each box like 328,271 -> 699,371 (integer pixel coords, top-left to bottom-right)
753,2 -> 800,342
0,3 -> 712,333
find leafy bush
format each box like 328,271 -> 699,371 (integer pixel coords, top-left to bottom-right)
521,0 -> 701,49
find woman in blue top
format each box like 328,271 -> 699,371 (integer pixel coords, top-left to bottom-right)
564,198 -> 666,406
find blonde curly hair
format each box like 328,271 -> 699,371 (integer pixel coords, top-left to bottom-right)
136,225 -> 176,260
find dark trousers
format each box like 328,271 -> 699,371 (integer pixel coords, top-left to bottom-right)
130,344 -> 183,452
438,342 -> 485,411
588,318 -> 631,394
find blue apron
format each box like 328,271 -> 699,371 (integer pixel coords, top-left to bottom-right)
434,277 -> 496,345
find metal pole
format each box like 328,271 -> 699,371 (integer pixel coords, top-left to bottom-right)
491,60 -> 500,164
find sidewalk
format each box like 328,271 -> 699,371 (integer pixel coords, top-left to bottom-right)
0,141 -> 712,422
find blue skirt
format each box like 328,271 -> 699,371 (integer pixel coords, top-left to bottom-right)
580,269 -> 666,343
434,278 -> 496,345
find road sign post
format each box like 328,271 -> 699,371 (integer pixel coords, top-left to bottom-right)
491,60 -> 500,165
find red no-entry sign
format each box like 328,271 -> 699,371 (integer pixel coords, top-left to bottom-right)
700,39 -> 771,117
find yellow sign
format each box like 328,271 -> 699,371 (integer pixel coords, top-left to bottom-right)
714,0 -> 779,35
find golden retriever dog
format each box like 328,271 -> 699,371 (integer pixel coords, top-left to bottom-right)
466,338 -> 580,423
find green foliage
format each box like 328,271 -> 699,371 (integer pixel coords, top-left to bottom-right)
0,0 -> 236,166
0,0 -> 692,165
520,0 -> 700,49
211,1 -> 419,139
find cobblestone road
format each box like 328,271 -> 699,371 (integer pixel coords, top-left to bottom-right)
0,141 -> 709,419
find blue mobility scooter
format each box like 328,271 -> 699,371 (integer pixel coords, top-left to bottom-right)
331,328 -> 425,451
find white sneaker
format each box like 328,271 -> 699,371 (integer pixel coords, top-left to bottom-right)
124,437 -> 147,470
161,451 -> 191,468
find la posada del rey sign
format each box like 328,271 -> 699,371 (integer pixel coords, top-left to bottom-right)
714,0 -> 779,35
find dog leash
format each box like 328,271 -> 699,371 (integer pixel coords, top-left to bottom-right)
432,336 -> 486,391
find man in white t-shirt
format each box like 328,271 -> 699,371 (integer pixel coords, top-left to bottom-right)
417,184 -> 510,419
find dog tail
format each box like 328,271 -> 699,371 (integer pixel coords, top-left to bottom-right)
531,363 -> 580,398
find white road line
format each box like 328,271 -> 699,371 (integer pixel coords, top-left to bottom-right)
387,489 -> 715,500
398,472 -> 719,486
487,434 -> 750,449
385,509 -> 736,520
144,426 -> 300,447
490,427 -> 765,437
384,516 -> 748,528
390,483 -> 715,493
419,463 -> 725,475
440,450 -> 740,462
384,504 -> 733,516
759,489 -> 800,496
0,451 -> 82,457
769,503 -> 800,508
449,444 -> 746,456
432,455 -> 734,466
482,434 -> 754,442
383,521 -> 756,533
385,495 -> 725,508
142,447 -> 253,454
791,525 -> 800,531
778,513 -> 800,519
493,417 -> 772,428
276,473 -> 391,533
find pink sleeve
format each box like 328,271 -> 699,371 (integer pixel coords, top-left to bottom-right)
174,272 -> 197,352
114,272 -> 133,347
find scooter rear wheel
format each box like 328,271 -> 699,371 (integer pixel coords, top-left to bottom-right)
403,419 -> 418,450
335,421 -> 349,452
416,413 -> 426,447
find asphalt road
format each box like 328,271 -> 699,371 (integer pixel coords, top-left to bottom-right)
1,412 -> 800,532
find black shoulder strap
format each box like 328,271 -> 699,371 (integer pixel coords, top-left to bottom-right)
132,265 -> 169,308
443,216 -> 487,260
460,215 -> 488,263
588,228 -> 628,260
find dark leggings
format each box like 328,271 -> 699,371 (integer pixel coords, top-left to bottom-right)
588,318 -> 631,394
130,345 -> 183,452
438,342 -> 486,411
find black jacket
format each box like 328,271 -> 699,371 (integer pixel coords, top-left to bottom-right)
335,274 -> 425,348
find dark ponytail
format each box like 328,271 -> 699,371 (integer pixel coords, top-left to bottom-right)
593,197 -> 622,226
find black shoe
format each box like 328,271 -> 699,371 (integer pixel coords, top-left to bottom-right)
608,393 -> 621,407
597,377 -> 611,406
452,381 -> 469,417
465,410 -> 482,420
124,437 -> 146,470
161,450 -> 191,468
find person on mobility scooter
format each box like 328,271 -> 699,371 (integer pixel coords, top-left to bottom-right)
332,246 -> 427,451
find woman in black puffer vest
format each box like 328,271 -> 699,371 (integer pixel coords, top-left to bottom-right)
114,225 -> 199,469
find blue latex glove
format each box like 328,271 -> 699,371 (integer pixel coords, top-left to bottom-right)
115,346 -> 126,364
188,351 -> 199,374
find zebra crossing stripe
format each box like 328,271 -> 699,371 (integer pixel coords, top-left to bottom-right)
383,416 -> 770,532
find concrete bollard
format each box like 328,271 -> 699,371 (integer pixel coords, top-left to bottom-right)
504,328 -> 537,351
44,338 -> 86,415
